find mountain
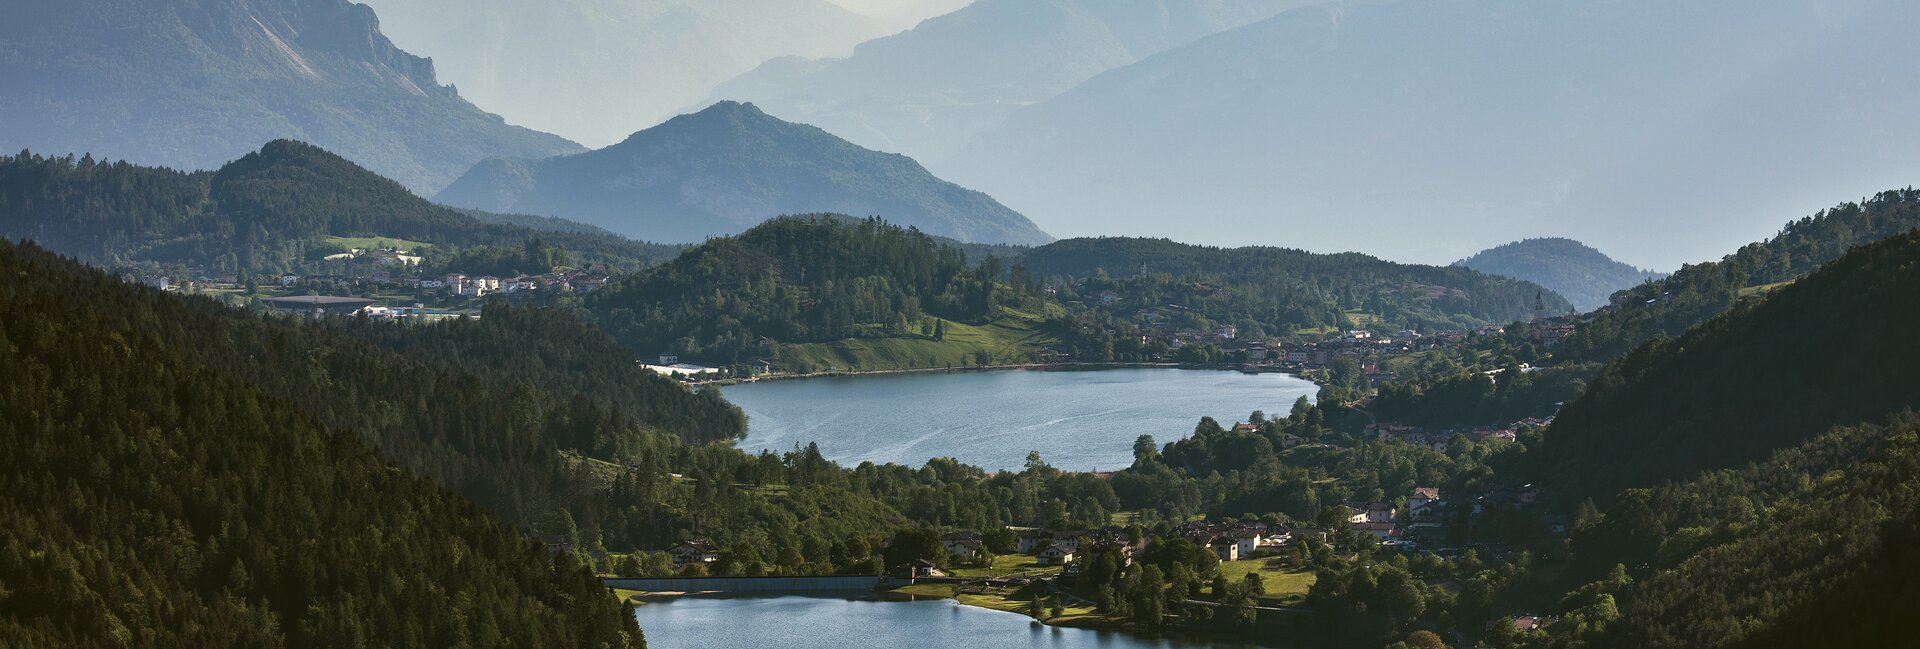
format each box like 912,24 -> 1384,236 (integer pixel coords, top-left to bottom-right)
0,0 -> 581,193
357,0 -> 892,147
1019,236 -> 1572,336
0,241 -> 642,647
436,102 -> 1052,246
707,0 -> 1315,161
0,141 -> 680,276
943,0 -> 1920,269
823,0 -> 973,32
1455,238 -> 1664,311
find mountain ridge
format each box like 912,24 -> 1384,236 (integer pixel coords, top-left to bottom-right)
0,0 -> 582,193
436,101 -> 1052,245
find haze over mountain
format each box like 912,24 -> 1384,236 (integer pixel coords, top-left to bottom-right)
943,0 -> 1920,270
708,0 -> 1318,161
1455,238 -> 1663,311
823,0 -> 975,32
0,0 -> 580,194
359,0 -> 899,147
436,101 -> 1052,246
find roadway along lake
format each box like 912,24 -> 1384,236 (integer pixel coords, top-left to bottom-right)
721,368 -> 1318,471
633,594 -> 1269,649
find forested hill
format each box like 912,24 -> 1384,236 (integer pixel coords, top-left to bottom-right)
435,101 -> 1053,246
1020,237 -> 1571,335
588,215 -> 1038,364
1454,237 -> 1663,311
0,241 -> 641,647
1557,188 -> 1920,361
0,237 -> 742,523
0,142 -> 680,275
1540,225 -> 1920,504
1517,230 -> 1920,648
0,0 -> 580,192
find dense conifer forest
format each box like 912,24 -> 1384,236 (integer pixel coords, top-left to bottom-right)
0,241 -> 641,648
1022,237 -> 1569,339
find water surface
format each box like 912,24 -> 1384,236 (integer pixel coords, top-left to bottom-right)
634,594 -> 1266,649
721,368 -> 1316,471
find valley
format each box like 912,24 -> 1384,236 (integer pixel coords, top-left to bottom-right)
4,2 -> 1919,648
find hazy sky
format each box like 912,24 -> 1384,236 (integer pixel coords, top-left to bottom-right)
823,0 -> 974,31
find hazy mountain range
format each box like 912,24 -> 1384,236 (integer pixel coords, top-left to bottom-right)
707,0 -> 1319,161
436,101 -> 1051,245
1455,238 -> 1664,311
0,0 -> 580,194
939,0 -> 1920,269
356,0 -> 916,147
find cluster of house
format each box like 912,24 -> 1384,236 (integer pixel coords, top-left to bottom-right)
1366,417 -> 1554,452
423,271 -> 610,297
1342,486 -> 1447,544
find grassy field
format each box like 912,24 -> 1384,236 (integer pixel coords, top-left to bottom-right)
893,582 -> 1107,625
946,554 -> 1059,578
323,235 -> 434,251
1739,279 -> 1796,298
778,304 -> 1063,372
1215,558 -> 1316,604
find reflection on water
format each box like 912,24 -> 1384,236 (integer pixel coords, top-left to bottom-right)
721,369 -> 1317,471
633,593 -> 1272,649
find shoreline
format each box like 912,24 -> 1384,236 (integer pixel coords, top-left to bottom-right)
696,361 -> 1308,387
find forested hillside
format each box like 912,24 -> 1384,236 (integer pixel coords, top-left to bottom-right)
1545,418 -> 1917,649
1454,238 -> 1663,311
0,142 -> 678,276
0,241 -> 641,648
1558,188 -> 1920,362
1023,237 -> 1569,337
0,239 -> 742,525
1539,225 -> 1920,503
588,215 -> 1045,365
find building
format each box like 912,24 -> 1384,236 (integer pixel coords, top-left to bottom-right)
1210,538 -> 1240,562
1224,528 -> 1263,558
668,539 -> 721,566
941,531 -> 983,558
262,295 -> 375,316
1410,487 -> 1441,516
540,535 -> 573,558
1036,544 -> 1076,566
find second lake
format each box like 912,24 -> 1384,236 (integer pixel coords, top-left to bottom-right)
720,368 -> 1319,472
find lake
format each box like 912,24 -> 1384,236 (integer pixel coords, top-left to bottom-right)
633,594 -> 1268,649
721,368 -> 1318,471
